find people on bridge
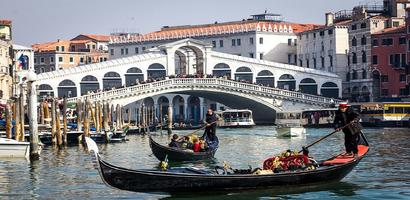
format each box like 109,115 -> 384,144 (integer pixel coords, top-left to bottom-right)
333,103 -> 361,158
202,108 -> 218,142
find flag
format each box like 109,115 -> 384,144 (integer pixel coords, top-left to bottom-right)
18,54 -> 28,70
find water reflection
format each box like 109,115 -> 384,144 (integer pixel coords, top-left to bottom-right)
0,127 -> 409,199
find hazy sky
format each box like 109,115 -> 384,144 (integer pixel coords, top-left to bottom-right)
2,0 -> 366,46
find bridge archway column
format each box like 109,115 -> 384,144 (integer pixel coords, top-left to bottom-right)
199,97 -> 205,121
203,46 -> 212,75
182,96 -> 189,121
166,47 -> 176,76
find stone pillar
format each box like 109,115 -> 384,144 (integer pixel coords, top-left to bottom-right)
167,104 -> 173,135
199,98 -> 205,121
184,102 -> 189,122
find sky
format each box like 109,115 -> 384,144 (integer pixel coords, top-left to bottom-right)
1,0 -> 369,46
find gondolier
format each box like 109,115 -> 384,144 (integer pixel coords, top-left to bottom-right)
203,108 -> 217,142
334,102 -> 361,157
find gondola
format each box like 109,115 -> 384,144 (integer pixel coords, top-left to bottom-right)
148,135 -> 218,161
84,131 -> 369,193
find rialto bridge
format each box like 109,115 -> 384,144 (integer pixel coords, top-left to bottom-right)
36,39 -> 342,123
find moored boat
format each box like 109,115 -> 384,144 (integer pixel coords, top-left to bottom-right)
215,109 -> 255,128
275,111 -> 306,137
84,131 -> 369,193
149,135 -> 218,161
0,138 -> 30,158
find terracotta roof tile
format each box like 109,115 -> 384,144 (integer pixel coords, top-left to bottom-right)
0,19 -> 12,26
110,20 -> 321,44
82,34 -> 110,42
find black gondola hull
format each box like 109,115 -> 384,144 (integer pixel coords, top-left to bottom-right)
149,136 -> 218,161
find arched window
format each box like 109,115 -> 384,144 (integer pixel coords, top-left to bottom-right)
212,63 -> 231,78
80,75 -> 99,95
234,66 -> 253,82
103,71 -> 122,89
256,70 -> 274,87
147,63 -> 166,80
58,80 -> 77,98
39,84 -> 54,97
321,82 -> 339,98
362,51 -> 367,63
299,78 -> 317,95
125,67 -> 144,86
277,74 -> 296,90
352,37 -> 357,46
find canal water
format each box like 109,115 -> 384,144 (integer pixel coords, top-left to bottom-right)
1,127 -> 410,199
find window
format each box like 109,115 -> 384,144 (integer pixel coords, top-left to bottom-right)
50,57 -> 54,63
259,53 -> 263,60
288,54 -> 292,64
306,59 -> 310,68
237,39 -> 241,46
250,53 -> 254,58
212,41 -> 216,48
393,21 -> 400,27
88,57 -> 91,63
361,35 -> 367,45
329,55 -> 333,67
313,33 -> 316,38
382,89 -> 388,96
400,74 -> 406,82
352,70 -> 358,80
362,51 -> 367,63
360,22 -> 366,29
400,88 -> 407,95
362,70 -> 367,79
92,45 -> 96,49
294,39 -> 297,46
319,31 -> 324,36
71,46 -> 75,51
104,57 -> 107,61
352,37 -> 357,46
249,37 -> 254,45
110,49 -> 114,56
321,56 -> 325,68
232,39 -> 236,46
381,38 -> 393,45
142,46 -> 146,51
58,57 -> 63,62
352,24 -> 357,30
125,48 -> 128,55
372,39 -> 378,47
259,37 -> 263,44
219,40 -> 224,47
399,37 -> 406,45
346,73 -> 350,81
389,54 -> 406,67
352,52 -> 357,64
80,57 -> 84,63
99,57 -> 103,62
372,55 -> 378,65
61,46 -> 65,52
121,48 -> 124,55
87,44 -> 90,49
135,47 -> 139,54
328,29 -> 333,35
288,39 -> 292,46
69,57 -> 73,63
299,59 -> 303,67
313,58 -> 317,69
40,57 -> 44,63
56,46 -> 60,51
306,34 -> 309,39
381,75 -> 389,82
34,58 -> 37,63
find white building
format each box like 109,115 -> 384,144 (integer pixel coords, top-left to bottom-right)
108,13 -> 321,69
297,13 -> 350,81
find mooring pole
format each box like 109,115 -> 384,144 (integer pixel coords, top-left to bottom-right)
5,103 -> 12,139
167,104 -> 173,135
63,98 -> 68,145
27,72 -> 39,160
19,84 -> 25,141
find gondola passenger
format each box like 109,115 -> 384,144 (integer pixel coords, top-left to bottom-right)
192,138 -> 200,152
168,134 -> 180,148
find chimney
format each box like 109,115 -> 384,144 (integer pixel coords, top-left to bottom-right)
325,12 -> 334,26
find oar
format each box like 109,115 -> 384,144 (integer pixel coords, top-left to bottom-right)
299,120 -> 356,154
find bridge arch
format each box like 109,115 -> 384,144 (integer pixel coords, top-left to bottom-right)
299,78 -> 318,95
172,95 -> 185,122
103,72 -> 122,90
234,66 -> 253,82
80,75 -> 99,95
157,96 -> 170,119
147,63 -> 166,80
39,84 -> 54,98
187,96 -> 201,123
58,79 -> 77,98
256,70 -> 275,87
212,63 -> 231,78
125,67 -> 144,86
277,74 -> 296,90
320,82 -> 339,98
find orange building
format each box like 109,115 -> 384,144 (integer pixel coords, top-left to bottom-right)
32,34 -> 109,74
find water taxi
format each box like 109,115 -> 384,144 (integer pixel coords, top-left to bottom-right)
215,109 -> 255,128
275,111 -> 306,137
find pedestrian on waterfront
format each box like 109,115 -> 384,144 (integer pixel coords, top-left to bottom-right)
333,102 -> 361,157
202,108 -> 217,142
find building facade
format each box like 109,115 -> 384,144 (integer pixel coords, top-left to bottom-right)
108,14 -> 320,69
0,20 -> 13,104
372,26 -> 408,99
32,34 -> 109,74
297,13 -> 350,82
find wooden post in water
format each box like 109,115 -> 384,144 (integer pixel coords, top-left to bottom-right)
103,102 -> 109,132
167,104 -> 173,135
27,74 -> 39,160
128,108 -> 131,125
43,101 -> 49,124
5,103 -> 12,139
111,104 -> 115,129
116,104 -> 120,130
159,104 -> 163,134
90,101 -> 96,132
14,97 -> 21,141
51,98 -> 57,144
39,100 -> 44,124
141,104 -> 145,133
63,98 -> 68,145
19,85 -> 25,141
56,101 -> 63,146
83,100 -> 90,138
76,99 -> 82,132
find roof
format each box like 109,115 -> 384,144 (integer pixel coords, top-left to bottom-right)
32,40 -> 91,52
0,20 -> 12,26
72,34 -> 110,42
110,20 -> 321,44
373,25 -> 406,35
13,44 -> 32,50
